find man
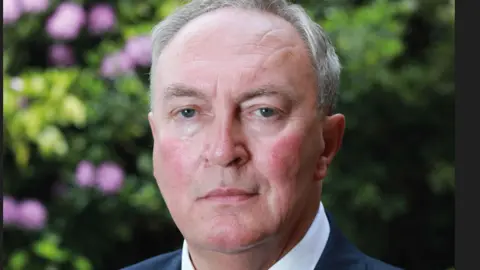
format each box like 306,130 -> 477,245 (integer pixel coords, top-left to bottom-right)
124,0 -> 402,269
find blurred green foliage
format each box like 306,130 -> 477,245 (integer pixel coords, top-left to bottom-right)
3,0 -> 453,269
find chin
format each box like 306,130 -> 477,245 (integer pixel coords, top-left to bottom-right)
204,234 -> 265,254
197,222 -> 270,254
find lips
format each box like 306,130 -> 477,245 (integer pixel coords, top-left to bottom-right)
201,188 -> 258,202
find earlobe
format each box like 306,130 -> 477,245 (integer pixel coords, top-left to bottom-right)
314,156 -> 329,180
322,113 -> 345,165
314,114 -> 345,181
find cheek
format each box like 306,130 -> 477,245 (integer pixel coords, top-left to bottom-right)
267,133 -> 304,179
254,132 -> 306,203
154,136 -> 196,191
254,133 -> 307,218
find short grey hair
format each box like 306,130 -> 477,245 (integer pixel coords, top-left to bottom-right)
150,0 -> 341,114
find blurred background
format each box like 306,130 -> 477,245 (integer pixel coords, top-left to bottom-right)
2,0 -> 454,269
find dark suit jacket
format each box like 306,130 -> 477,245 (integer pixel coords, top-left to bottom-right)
123,213 -> 403,270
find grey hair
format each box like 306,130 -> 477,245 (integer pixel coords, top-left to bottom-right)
150,0 -> 341,114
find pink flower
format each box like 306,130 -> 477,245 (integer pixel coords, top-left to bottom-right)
20,0 -> 50,13
48,44 -> 75,66
95,162 -> 124,195
17,199 -> 48,231
75,160 -> 96,187
125,35 -> 152,67
3,195 -> 19,226
100,51 -> 134,78
46,2 -> 86,40
3,0 -> 22,24
88,4 -> 116,34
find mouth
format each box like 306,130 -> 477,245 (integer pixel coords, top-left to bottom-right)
200,188 -> 258,203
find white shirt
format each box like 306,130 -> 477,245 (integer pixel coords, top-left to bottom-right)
181,202 -> 330,270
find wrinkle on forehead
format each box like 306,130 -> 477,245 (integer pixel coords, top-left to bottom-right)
231,35 -> 298,57
257,28 -> 295,47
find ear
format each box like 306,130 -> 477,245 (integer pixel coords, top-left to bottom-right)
314,114 -> 345,180
148,112 -> 157,139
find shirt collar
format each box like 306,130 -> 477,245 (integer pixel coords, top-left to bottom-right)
182,202 -> 330,270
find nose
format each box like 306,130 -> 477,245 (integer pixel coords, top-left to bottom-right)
203,117 -> 249,167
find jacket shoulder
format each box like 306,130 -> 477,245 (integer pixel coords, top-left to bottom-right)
318,212 -> 403,270
364,256 -> 403,270
122,249 -> 182,270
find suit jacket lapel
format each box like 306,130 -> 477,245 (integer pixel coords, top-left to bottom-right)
314,212 -> 366,270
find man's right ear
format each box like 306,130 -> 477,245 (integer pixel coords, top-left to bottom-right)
148,112 -> 157,139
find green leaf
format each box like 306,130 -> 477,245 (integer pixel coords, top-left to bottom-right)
380,39 -> 404,58
33,234 -> 70,263
61,95 -> 87,127
115,74 -> 148,95
24,74 -> 47,97
137,152 -> 153,175
12,140 -> 30,167
47,69 -> 79,102
36,126 -> 69,157
114,223 -> 133,242
3,52 -> 11,70
123,24 -> 153,39
118,1 -> 138,21
156,0 -> 181,19
75,70 -> 106,99
73,256 -> 93,270
3,87 -> 17,117
353,183 -> 381,209
130,182 -> 162,212
22,107 -> 45,140
8,250 -> 29,270
428,162 -> 455,194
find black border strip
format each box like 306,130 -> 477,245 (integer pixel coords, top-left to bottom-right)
456,1 -> 478,269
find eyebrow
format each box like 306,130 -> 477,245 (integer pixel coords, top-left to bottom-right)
161,83 -> 299,104
235,84 -> 299,105
162,83 -> 209,102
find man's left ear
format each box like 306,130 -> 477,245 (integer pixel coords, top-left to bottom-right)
315,114 -> 345,180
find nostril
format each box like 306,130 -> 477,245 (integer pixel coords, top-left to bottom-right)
227,157 -> 242,167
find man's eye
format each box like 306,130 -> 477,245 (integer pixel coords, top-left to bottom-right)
254,107 -> 277,118
179,108 -> 197,118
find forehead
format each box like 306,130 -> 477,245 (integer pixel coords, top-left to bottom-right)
168,8 -> 300,50
154,8 -> 315,100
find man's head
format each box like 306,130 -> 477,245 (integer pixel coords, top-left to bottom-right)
148,0 -> 345,254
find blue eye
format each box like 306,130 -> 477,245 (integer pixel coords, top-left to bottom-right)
179,108 -> 197,118
255,107 -> 277,118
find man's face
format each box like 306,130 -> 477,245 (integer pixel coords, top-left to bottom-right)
149,8 -> 342,253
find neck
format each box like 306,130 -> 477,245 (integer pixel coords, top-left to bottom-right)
188,190 -> 321,270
